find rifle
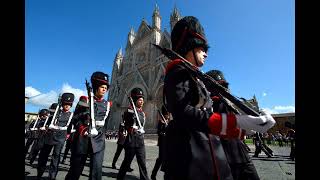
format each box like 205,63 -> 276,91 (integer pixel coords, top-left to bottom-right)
85,79 -> 99,136
153,44 -> 261,118
125,89 -> 145,134
49,95 -> 62,130
157,108 -> 168,126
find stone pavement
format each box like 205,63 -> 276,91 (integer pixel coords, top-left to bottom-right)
25,138 -> 295,180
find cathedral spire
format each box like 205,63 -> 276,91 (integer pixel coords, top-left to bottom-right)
116,47 -> 123,58
127,27 -> 135,46
152,3 -> 161,30
170,5 -> 182,32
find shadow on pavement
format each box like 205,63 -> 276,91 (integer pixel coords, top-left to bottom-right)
102,172 -> 140,180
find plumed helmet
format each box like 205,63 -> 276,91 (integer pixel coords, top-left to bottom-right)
39,109 -> 49,116
61,93 -> 75,106
77,96 -> 89,108
130,88 -> 144,102
171,16 -> 209,57
49,103 -> 58,113
91,71 -> 110,92
205,69 -> 229,88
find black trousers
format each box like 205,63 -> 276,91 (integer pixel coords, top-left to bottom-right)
65,142 -> 105,180
62,139 -> 72,161
151,144 -> 164,177
117,146 -> 149,180
112,144 -> 124,166
25,138 -> 35,157
37,142 -> 64,179
29,138 -> 43,163
254,142 -> 272,157
229,161 -> 260,180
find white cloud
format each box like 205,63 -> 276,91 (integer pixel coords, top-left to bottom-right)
28,90 -> 58,108
26,83 -> 86,109
25,86 -> 41,97
261,105 -> 295,114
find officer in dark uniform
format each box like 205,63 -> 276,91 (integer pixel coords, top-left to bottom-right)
37,93 -> 75,179
111,118 -> 134,172
206,69 -> 260,180
162,16 -> 276,180
65,71 -> 111,180
28,108 -> 50,165
25,111 -> 41,158
151,105 -> 170,180
30,104 -> 58,165
117,88 -> 150,180
64,96 -> 90,180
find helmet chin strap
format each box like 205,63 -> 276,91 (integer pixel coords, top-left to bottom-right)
192,49 -> 200,67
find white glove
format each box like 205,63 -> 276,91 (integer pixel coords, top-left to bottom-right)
49,124 -> 59,130
89,128 -> 99,137
84,131 -> 89,136
236,109 -> 276,133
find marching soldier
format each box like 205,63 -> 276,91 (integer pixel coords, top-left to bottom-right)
206,69 -> 260,180
25,110 -> 41,158
162,16 -> 276,180
37,93 -> 75,179
28,108 -> 50,165
65,71 -> 111,180
253,132 -> 273,158
111,117 -> 134,172
151,105 -> 170,180
117,88 -> 150,180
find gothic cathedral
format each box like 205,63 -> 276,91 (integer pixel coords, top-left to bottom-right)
107,6 -> 182,133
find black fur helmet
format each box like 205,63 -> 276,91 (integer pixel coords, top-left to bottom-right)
205,69 -> 229,89
91,71 -> 110,93
61,93 -> 75,106
49,103 -> 58,113
131,88 -> 144,102
171,16 -> 209,57
39,109 -> 49,116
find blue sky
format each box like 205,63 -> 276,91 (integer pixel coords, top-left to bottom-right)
25,0 -> 295,114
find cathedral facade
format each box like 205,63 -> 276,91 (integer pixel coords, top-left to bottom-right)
107,6 -> 182,133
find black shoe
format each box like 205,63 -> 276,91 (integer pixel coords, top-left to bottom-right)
151,174 -> 157,180
127,167 -> 134,172
112,164 -> 117,169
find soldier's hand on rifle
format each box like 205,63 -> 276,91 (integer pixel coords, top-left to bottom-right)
236,109 -> 275,133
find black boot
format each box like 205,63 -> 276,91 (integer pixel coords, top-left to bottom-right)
112,163 -> 117,169
151,174 -> 157,180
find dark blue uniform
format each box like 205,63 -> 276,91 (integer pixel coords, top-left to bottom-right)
65,98 -> 110,180
151,118 -> 167,179
117,107 -> 149,180
28,116 -> 48,164
37,109 -> 73,179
